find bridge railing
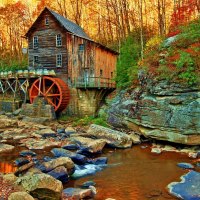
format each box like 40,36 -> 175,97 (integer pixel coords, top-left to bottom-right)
73,77 -> 116,89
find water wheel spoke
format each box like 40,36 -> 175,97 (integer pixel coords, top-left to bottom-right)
43,76 -> 46,94
46,93 -> 61,97
46,98 -> 57,108
33,83 -> 44,96
30,95 -> 37,98
45,82 -> 55,95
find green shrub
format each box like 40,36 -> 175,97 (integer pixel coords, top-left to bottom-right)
174,18 -> 200,48
116,35 -> 141,88
59,115 -> 109,128
92,117 -> 109,127
141,19 -> 200,86
174,51 -> 197,85
0,56 -> 28,72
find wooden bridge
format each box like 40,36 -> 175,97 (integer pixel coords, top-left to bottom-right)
73,77 -> 116,89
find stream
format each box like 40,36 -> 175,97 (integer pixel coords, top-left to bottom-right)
0,143 -> 196,200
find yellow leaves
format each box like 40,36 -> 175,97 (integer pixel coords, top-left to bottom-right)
145,36 -> 163,50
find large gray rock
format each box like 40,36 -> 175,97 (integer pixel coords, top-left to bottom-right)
70,136 -> 107,153
8,192 -> 34,200
0,129 -> 28,140
108,80 -> 200,145
81,124 -> 132,148
167,170 -> 200,199
16,173 -> 63,200
40,157 -> 74,174
21,138 -> 60,150
62,187 -> 95,200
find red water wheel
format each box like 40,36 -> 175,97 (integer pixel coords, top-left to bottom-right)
29,76 -> 70,112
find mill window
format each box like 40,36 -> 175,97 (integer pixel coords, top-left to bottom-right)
56,54 -> 62,67
33,56 -> 39,66
79,44 -> 85,51
33,36 -> 38,49
100,69 -> 103,77
111,72 -> 113,78
45,17 -> 49,25
56,34 -> 62,46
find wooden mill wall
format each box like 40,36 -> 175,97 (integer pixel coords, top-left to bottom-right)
28,10 -> 68,75
94,47 -> 116,83
66,33 -> 95,85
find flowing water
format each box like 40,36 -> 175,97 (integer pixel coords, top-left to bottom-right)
0,144 -> 195,200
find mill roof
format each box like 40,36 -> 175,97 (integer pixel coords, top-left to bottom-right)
25,7 -> 118,55
25,7 -> 90,40
48,8 -> 90,40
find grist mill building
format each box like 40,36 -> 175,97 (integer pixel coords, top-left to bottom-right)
25,7 -> 118,116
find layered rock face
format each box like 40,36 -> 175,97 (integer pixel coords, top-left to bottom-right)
108,79 -> 200,145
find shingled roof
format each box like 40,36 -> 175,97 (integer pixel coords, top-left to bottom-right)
48,8 -> 90,40
25,7 -> 90,40
25,7 -> 118,54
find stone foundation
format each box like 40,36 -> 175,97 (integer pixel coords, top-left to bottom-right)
66,88 -> 109,116
0,100 -> 22,112
21,96 -> 56,120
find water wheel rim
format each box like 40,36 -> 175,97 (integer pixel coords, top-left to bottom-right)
29,76 -> 68,112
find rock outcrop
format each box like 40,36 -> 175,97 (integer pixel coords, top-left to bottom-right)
108,79 -> 200,145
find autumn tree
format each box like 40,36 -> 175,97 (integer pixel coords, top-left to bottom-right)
169,0 -> 200,36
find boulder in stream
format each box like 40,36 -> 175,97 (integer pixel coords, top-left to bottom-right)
22,138 -> 60,150
0,116 -> 18,129
62,143 -> 80,150
0,143 -> 15,154
62,187 -> 95,200
37,128 -> 57,138
79,124 -> 132,148
16,173 -> 63,200
8,192 -> 34,200
177,162 -> 194,169
51,148 -> 87,165
47,166 -> 69,183
19,150 -> 37,157
167,170 -> 200,199
70,136 -> 107,154
15,157 -> 30,167
37,157 -> 75,174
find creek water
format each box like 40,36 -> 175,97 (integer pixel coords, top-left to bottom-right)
0,144 -> 195,200
69,144 -> 194,200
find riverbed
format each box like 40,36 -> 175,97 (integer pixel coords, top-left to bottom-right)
0,143 -> 196,200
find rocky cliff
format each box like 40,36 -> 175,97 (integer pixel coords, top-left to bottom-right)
107,77 -> 200,145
